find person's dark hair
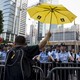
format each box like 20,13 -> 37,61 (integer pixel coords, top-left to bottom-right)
48,47 -> 52,52
15,36 -> 26,45
54,44 -> 60,48
60,43 -> 65,47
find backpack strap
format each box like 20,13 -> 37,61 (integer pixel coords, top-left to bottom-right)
3,47 -> 25,80
3,48 -> 15,80
6,47 -> 23,66
20,49 -> 24,80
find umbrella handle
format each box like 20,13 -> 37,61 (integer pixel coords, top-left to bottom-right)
49,24 -> 51,31
49,12 -> 52,31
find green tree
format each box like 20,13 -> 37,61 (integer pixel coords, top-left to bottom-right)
0,10 -> 3,34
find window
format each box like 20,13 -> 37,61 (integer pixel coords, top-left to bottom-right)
54,32 -> 63,41
6,33 -> 10,41
65,32 -> 74,40
11,34 -> 14,42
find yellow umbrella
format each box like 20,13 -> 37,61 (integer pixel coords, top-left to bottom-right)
27,3 -> 76,29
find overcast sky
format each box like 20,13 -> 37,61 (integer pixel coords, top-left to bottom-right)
59,0 -> 80,24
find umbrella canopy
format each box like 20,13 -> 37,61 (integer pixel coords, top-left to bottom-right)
27,3 -> 76,25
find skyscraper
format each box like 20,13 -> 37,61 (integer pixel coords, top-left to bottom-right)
0,0 -> 17,42
18,3 -> 27,36
0,0 -> 27,42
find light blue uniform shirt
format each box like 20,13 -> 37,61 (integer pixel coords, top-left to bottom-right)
58,51 -> 71,63
51,50 -> 59,59
2,51 -> 7,61
0,51 -> 6,64
76,53 -> 80,62
0,51 -> 6,60
39,52 -> 48,63
0,51 -> 2,60
76,52 -> 80,57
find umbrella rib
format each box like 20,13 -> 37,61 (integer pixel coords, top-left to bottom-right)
49,6 -> 59,24
31,10 -> 49,17
52,11 -> 58,24
55,8 -> 68,11
49,6 -> 57,10
55,10 -> 72,22
49,6 -> 52,9
43,11 -> 50,23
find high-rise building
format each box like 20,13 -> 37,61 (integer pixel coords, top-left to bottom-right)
0,0 -> 17,42
50,24 -> 80,41
15,7 -> 20,35
29,24 -> 38,45
18,3 -> 27,36
0,0 -> 27,42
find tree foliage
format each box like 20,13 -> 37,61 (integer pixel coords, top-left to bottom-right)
0,10 -> 3,34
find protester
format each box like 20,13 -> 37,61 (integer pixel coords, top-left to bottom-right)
4,31 -> 51,80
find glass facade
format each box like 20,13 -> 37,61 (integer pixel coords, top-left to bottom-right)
51,31 -> 79,41
2,0 -> 15,33
19,3 -> 27,36
0,0 -> 17,42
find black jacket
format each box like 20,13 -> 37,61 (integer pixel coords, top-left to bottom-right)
4,45 -> 40,80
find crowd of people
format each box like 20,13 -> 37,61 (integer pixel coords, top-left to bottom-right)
32,43 -> 80,80
33,43 -> 80,63
0,34 -> 80,80
1,43 -> 80,64
0,44 -> 12,64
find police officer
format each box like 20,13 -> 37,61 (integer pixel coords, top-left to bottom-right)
58,43 -> 74,63
77,49 -> 80,61
48,44 -> 60,62
70,49 -> 77,62
69,48 -> 78,77
58,43 -> 74,80
37,47 -> 49,63
76,49 -> 80,80
48,45 -> 60,80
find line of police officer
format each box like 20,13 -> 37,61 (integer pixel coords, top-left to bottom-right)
34,43 -> 80,80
